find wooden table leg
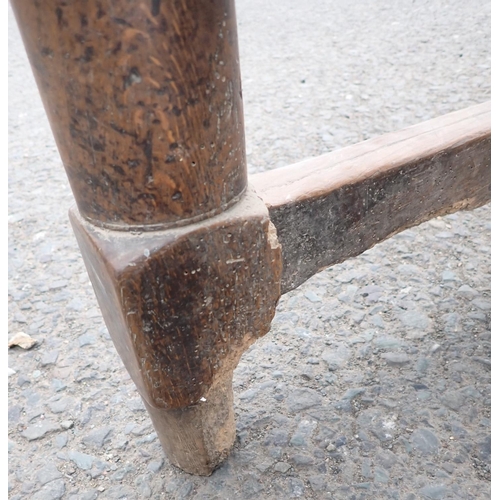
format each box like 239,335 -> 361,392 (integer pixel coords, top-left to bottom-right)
11,0 -> 282,475
13,0 -> 490,477
68,189 -> 281,475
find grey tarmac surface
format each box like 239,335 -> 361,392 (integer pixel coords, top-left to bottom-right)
8,1 -> 491,499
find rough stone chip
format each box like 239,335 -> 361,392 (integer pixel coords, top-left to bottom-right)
274,462 -> 292,473
8,332 -> 38,349
381,352 -> 410,366
21,420 -> 60,441
286,388 -> 322,412
410,429 -> 440,455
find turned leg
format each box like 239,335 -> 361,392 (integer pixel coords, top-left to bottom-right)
11,0 -> 282,475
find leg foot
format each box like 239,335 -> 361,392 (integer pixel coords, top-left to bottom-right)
144,372 -> 235,476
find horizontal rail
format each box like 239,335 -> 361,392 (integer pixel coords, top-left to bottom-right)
251,102 -> 491,293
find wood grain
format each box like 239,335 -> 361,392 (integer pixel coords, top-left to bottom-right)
69,189 -> 281,409
251,102 -> 491,293
11,0 -> 247,229
11,0 -> 277,475
69,189 -> 281,474
142,373 -> 236,475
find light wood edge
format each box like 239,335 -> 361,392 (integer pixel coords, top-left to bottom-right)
251,101 -> 490,208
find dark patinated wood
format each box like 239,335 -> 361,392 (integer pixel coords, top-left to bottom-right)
70,189 -> 281,474
69,190 -> 281,410
11,0 -> 247,230
251,102 -> 491,293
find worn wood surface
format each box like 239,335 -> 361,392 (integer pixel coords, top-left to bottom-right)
70,189 -> 282,473
143,372 -> 236,475
11,0 -> 247,230
251,102 -> 491,293
69,190 -> 281,409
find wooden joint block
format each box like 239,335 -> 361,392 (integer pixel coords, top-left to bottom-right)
69,188 -> 282,475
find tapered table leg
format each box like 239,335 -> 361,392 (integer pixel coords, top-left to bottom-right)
69,190 -> 281,475
11,0 -> 282,475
